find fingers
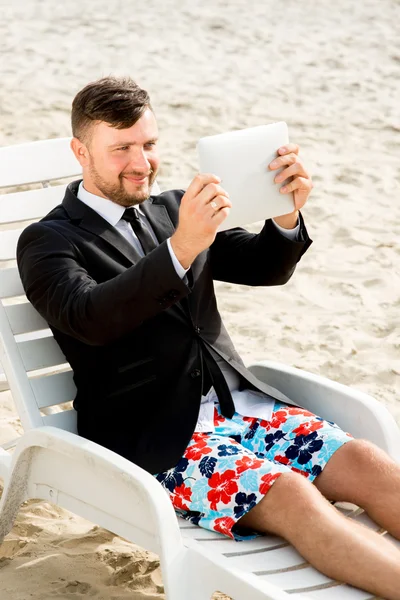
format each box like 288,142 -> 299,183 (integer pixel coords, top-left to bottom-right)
268,146 -> 312,205
274,160 -> 308,183
196,181 -> 228,205
277,143 -> 299,156
279,176 -> 313,195
184,173 -> 222,201
182,175 -> 231,225
209,195 -> 232,217
269,152 -> 301,171
210,205 -> 231,227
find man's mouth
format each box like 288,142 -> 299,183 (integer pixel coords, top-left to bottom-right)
123,174 -> 150,184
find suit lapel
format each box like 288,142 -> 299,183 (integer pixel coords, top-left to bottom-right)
140,199 -> 175,242
62,182 -> 190,321
141,197 -> 191,321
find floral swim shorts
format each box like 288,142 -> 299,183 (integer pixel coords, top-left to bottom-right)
155,400 -> 353,541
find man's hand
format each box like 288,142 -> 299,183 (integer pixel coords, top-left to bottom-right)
170,174 -> 232,269
269,143 -> 313,229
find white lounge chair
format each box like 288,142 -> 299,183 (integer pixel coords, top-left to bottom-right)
1,138 -> 399,600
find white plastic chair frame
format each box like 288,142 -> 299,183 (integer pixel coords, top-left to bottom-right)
1,138 -> 400,599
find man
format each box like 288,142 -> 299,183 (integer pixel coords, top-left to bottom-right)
17,77 -> 400,599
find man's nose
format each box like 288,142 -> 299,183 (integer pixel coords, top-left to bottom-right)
129,149 -> 151,173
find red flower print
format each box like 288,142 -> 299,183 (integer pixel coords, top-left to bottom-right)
292,421 -> 324,437
192,433 -> 207,444
274,455 -> 290,465
207,470 -> 238,510
214,409 -> 226,426
172,483 -> 192,511
185,437 -> 212,461
287,407 -> 313,417
269,410 -> 288,429
214,517 -> 236,539
235,455 -> 264,474
291,467 -> 310,479
259,472 -> 281,495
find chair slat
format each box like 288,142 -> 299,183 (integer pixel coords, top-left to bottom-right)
300,584 -> 372,599
0,185 -> 66,225
5,303 -> 48,335
42,409 -> 78,434
31,371 -> 76,408
0,267 -> 24,298
184,528 -> 285,553
349,509 -> 381,532
18,336 -> 67,371
221,543 -> 305,573
263,565 -> 334,592
0,138 -> 81,188
0,229 -> 22,261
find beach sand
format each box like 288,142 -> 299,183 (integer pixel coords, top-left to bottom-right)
0,0 -> 399,597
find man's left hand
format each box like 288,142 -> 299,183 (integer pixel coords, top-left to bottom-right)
269,143 -> 313,228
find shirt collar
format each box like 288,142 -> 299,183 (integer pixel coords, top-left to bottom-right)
77,181 -> 145,227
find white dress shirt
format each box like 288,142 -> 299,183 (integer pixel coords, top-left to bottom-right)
77,182 -> 297,431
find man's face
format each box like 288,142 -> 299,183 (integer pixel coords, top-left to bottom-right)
82,109 -> 160,207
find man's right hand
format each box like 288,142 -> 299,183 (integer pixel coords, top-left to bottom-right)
170,174 -> 231,269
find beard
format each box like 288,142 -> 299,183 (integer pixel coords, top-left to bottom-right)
88,159 -> 158,207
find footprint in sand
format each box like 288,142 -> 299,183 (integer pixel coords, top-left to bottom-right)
52,579 -> 96,596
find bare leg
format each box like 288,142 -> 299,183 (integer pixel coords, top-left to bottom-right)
314,439 -> 400,539
238,471 -> 400,600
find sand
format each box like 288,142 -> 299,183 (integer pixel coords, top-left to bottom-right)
0,0 -> 399,597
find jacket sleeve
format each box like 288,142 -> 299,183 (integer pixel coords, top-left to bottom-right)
16,222 -> 191,346
209,212 -> 312,286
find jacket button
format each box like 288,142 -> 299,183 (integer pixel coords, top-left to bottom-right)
190,369 -> 201,378
194,326 -> 201,334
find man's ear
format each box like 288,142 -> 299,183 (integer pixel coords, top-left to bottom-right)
70,137 -> 90,168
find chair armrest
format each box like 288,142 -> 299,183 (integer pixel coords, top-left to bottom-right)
0,446 -> 12,482
249,360 -> 400,462
1,426 -> 184,566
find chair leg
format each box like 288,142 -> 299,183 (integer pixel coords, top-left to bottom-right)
0,448 -> 32,543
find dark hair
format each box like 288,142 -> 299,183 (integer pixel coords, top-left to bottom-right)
71,76 -> 152,143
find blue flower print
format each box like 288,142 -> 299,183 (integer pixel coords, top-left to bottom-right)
311,464 -> 322,478
184,511 -> 204,526
285,432 -> 324,465
240,469 -> 259,492
230,434 -> 242,444
264,430 -> 286,451
217,444 -> 240,457
233,492 -> 258,519
191,477 -> 210,508
199,456 -> 217,478
315,435 -> 346,464
156,457 -> 189,492
244,421 -> 260,441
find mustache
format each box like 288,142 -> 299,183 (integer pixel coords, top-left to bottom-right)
121,169 -> 154,178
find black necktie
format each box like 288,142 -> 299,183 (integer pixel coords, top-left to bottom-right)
121,207 -> 157,254
201,346 -> 235,419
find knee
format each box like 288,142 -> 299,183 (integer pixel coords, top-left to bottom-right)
342,438 -> 398,487
267,472 -> 329,534
339,438 -> 384,472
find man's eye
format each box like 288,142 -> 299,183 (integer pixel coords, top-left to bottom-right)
145,142 -> 156,149
117,146 -> 129,151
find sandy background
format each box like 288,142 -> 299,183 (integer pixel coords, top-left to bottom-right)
0,0 -> 399,598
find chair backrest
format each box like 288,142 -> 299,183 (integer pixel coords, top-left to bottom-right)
0,138 -> 84,434
0,138 -> 160,435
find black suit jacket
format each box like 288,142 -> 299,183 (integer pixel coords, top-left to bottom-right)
17,181 -> 312,473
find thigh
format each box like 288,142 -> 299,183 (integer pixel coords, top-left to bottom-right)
154,431 -> 290,540
239,401 -> 354,482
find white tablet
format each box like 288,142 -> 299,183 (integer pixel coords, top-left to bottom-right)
197,122 -> 295,231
